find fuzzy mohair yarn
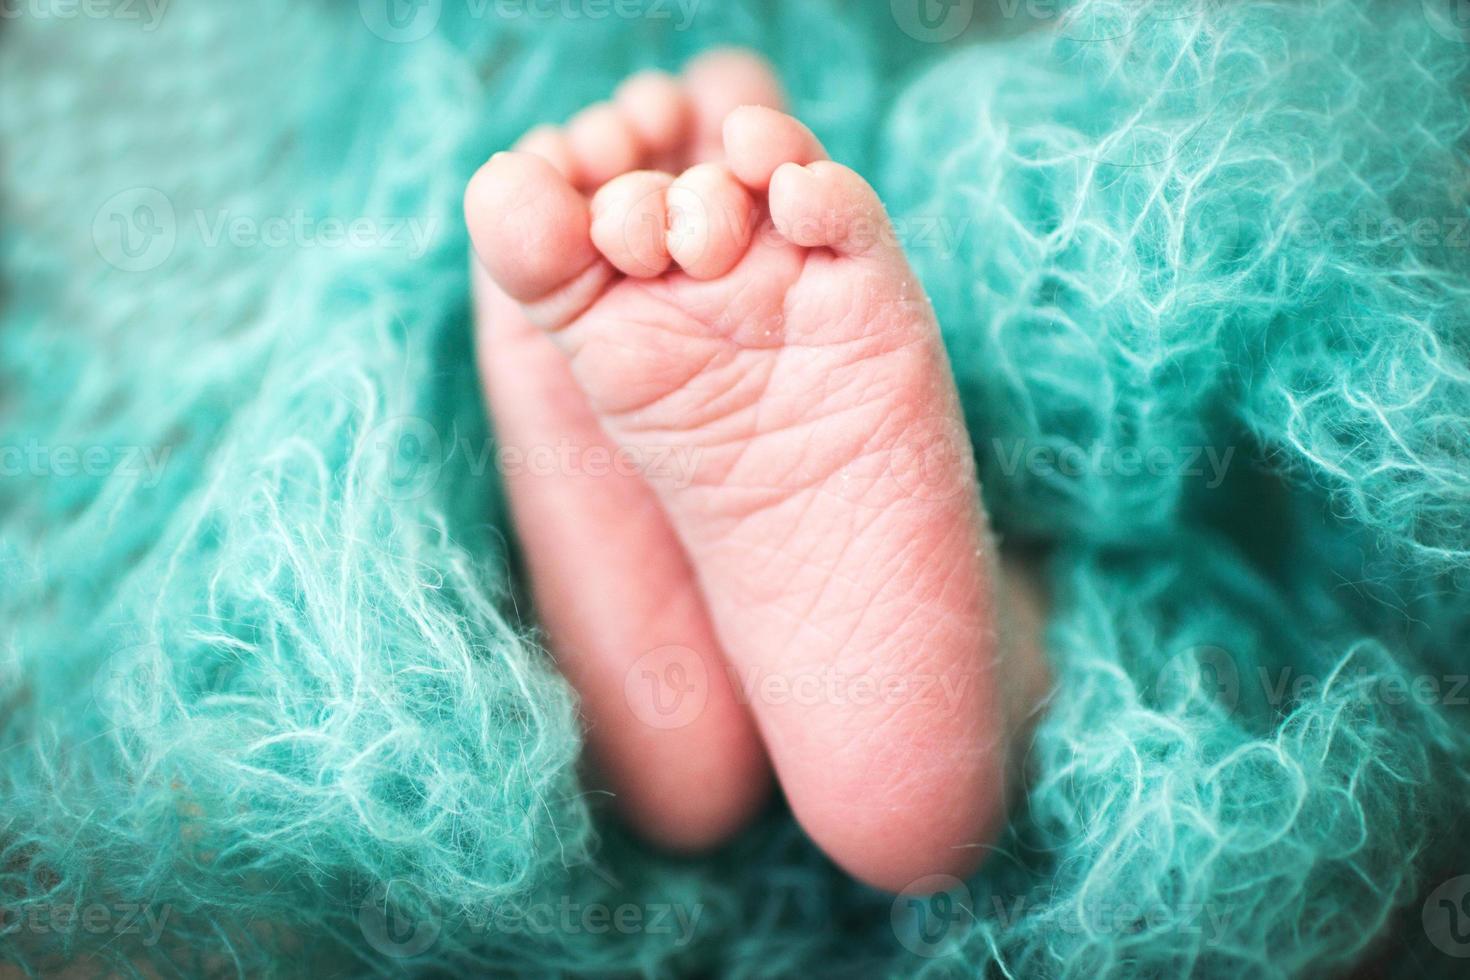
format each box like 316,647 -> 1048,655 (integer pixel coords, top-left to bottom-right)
2,1 -> 1468,977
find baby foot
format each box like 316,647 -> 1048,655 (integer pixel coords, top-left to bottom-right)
467,53 -> 1043,892
469,52 -> 781,853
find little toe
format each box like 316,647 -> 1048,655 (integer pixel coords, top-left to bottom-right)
464,150 -> 602,306
682,48 -> 785,164
513,124 -> 581,183
614,70 -> 691,169
768,160 -> 892,257
566,102 -> 644,190
666,162 -> 756,280
591,170 -> 675,278
722,106 -> 827,192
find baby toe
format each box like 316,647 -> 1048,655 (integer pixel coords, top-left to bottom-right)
722,105 -> 828,192
566,102 -> 644,190
666,162 -> 756,280
464,150 -> 601,305
614,70 -> 691,167
591,170 -> 675,278
513,124 -> 581,183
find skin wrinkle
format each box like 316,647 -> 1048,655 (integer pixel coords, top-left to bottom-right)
606,354 -> 779,441
709,489 -> 845,601
746,343 -> 929,481
716,400 -> 893,494
692,406 -> 961,558
673,397 -> 889,523
837,574 -> 969,690
714,485 -> 980,688
779,517 -> 870,636
769,341 -> 924,430
573,320 -> 729,417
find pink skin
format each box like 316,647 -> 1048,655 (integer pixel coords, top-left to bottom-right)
466,50 -> 1048,893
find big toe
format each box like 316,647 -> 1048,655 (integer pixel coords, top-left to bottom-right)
465,150 -> 600,305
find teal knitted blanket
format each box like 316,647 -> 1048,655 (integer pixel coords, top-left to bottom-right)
2,1 -> 1468,976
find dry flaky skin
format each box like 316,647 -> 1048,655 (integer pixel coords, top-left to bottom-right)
2,0 -> 1470,978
